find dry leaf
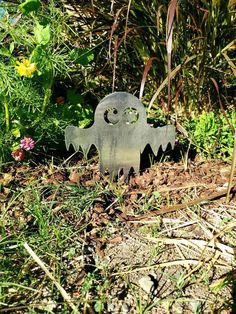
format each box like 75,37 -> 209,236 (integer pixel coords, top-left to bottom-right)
108,236 -> 123,244
69,170 -> 80,183
0,173 -> 14,186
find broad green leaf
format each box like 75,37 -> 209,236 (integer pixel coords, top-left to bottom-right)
66,89 -> 93,127
9,42 -> 14,54
30,46 -> 44,73
152,191 -> 160,199
34,23 -> 50,46
19,0 -> 41,15
70,48 -> 94,66
67,89 -> 84,105
0,47 -> 10,57
30,46 -> 41,63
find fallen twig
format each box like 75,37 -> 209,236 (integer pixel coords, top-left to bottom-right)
226,128 -> 236,203
23,242 -> 78,314
143,237 -> 235,260
182,220 -> 236,282
113,259 -> 230,276
126,184 -> 236,221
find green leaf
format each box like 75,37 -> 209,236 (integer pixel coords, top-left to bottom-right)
30,46 -> 44,73
11,128 -> 21,138
52,119 -> 60,127
9,42 -> 14,54
12,142 -> 20,150
66,89 -> 93,127
34,23 -> 50,46
94,300 -> 104,313
19,0 -> 41,15
152,191 -> 160,199
0,47 -> 11,57
67,89 -> 84,106
79,118 -> 92,128
70,48 -> 94,66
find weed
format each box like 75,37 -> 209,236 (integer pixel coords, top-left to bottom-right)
0,0 -> 94,164
187,110 -> 236,160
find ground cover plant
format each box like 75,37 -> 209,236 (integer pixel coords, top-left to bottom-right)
0,0 -> 236,313
0,0 -> 94,164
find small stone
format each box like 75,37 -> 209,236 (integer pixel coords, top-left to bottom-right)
107,303 -> 114,312
138,274 -> 158,295
139,275 -> 154,293
121,302 -> 129,313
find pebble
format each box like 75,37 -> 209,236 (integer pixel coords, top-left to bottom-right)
107,303 -> 115,312
138,274 -> 158,296
121,302 -> 130,313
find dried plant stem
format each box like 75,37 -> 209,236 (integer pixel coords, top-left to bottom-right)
148,55 -> 197,111
127,184 -> 236,221
183,220 -> 236,282
139,57 -> 157,100
112,36 -> 118,92
124,0 -> 132,42
226,128 -> 236,203
196,251 -> 221,284
23,242 -> 78,314
166,0 -> 177,113
144,237 -> 234,258
113,259 -> 229,276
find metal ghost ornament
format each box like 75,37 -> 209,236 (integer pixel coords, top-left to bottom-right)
65,92 -> 175,178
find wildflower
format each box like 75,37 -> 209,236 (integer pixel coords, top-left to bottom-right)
15,59 -> 37,77
20,137 -> 35,151
11,148 -> 25,161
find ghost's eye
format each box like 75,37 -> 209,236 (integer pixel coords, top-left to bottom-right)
123,107 -> 139,124
104,108 -> 119,125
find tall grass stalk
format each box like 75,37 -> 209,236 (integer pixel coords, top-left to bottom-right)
3,98 -> 10,132
66,0 -> 235,115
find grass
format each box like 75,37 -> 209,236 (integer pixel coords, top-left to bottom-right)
0,158 -> 123,312
0,1 -> 235,312
64,0 -> 235,115
0,156 -> 236,313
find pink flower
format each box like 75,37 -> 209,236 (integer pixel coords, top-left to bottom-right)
20,137 -> 35,151
11,149 -> 25,161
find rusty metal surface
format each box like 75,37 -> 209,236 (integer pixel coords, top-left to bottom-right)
65,92 -> 175,178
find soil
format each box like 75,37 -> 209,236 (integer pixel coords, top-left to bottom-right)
0,158 -> 235,313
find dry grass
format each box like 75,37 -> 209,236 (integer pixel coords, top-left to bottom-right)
1,157 -> 235,313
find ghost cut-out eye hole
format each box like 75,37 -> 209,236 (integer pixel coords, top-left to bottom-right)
123,107 -> 139,124
104,108 -> 119,125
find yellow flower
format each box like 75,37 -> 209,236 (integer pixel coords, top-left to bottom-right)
15,59 -> 37,77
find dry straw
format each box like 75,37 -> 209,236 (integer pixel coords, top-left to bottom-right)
24,242 -> 79,314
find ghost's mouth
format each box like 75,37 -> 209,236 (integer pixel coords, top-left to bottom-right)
104,107 -> 139,125
104,107 -> 120,125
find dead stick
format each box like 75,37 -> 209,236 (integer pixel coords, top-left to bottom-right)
126,184 -> 236,221
23,242 -> 78,314
226,128 -> 236,203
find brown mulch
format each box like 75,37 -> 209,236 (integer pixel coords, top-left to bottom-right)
1,158 -> 235,243
0,158 -> 235,214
